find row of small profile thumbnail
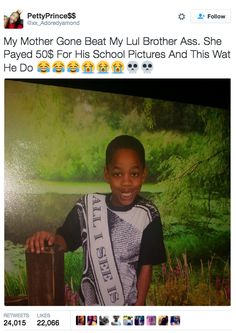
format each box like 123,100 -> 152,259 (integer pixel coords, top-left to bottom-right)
75,315 -> 180,326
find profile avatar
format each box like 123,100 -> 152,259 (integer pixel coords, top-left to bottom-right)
111,61 -> 124,73
158,316 -> 168,326
111,316 -> 121,326
76,315 -> 86,326
97,61 -> 110,73
82,61 -> 95,73
52,61 -> 65,73
4,10 -> 23,29
67,61 -> 80,73
37,61 -> 50,73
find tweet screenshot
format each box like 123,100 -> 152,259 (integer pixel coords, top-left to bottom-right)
1,0 -> 233,332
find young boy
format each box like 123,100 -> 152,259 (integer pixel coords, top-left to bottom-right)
26,135 -> 166,305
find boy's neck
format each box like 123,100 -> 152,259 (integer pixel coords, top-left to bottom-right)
106,193 -> 140,211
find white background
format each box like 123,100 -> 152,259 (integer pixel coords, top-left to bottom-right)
0,1 -> 234,332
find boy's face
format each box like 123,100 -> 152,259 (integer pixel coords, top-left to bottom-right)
104,148 -> 146,207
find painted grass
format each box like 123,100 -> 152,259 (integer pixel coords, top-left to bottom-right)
5,242 -> 230,305
147,254 -> 230,306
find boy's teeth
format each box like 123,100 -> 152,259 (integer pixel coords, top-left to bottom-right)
122,193 -> 132,197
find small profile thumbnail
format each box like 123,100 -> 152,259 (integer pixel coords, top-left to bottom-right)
158,315 -> 169,326
134,316 -> 145,326
4,10 -> 23,29
76,315 -> 86,325
99,316 -> 109,326
111,315 -> 121,326
146,316 -> 156,326
87,315 -> 97,326
170,316 -> 181,325
123,315 -> 133,326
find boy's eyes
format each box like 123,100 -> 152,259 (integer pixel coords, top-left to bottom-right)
112,171 -> 140,177
112,172 -> 122,177
131,172 -> 140,177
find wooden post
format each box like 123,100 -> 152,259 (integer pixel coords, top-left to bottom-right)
25,245 -> 65,305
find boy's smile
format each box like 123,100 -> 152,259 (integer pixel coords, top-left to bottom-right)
104,148 -> 146,208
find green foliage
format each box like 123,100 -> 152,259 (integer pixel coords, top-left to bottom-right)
5,270 -> 27,297
5,240 -> 26,272
143,98 -> 156,130
147,254 -> 230,305
156,107 -> 229,231
164,232 -> 230,262
142,131 -> 188,181
64,249 -> 83,292
5,241 -> 27,297
119,109 -> 146,135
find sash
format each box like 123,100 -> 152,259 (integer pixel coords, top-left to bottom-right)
84,194 -> 125,305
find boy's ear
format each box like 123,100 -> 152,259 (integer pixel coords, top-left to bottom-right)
104,167 -> 110,183
142,167 -> 147,182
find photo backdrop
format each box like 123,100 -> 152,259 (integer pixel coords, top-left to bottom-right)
5,79 -> 230,305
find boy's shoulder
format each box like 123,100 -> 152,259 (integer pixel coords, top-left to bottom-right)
136,194 -> 158,207
135,195 -> 160,219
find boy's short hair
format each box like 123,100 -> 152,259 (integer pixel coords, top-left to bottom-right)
106,135 -> 145,167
